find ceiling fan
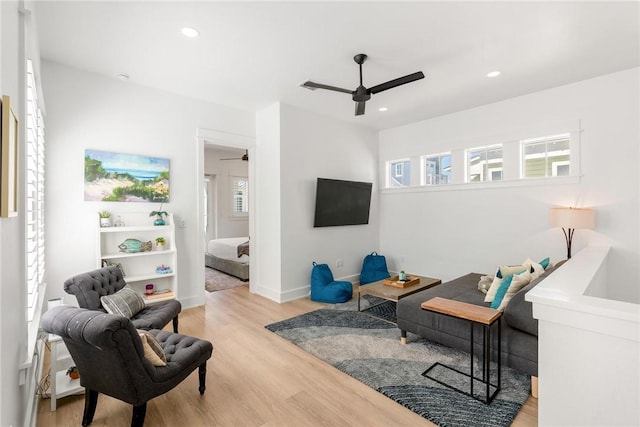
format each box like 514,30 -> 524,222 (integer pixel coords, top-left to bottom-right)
221,150 -> 248,161
301,53 -> 425,116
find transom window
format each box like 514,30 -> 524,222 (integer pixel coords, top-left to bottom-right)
422,153 -> 451,185
521,133 -> 570,178
467,145 -> 503,182
387,159 -> 411,187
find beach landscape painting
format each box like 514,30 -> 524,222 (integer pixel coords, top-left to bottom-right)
84,149 -> 170,202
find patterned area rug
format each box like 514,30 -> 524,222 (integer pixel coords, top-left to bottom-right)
204,267 -> 248,292
266,309 -> 530,427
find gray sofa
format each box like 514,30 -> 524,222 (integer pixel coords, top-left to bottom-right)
396,263 -> 562,377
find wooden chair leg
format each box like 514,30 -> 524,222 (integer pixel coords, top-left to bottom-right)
131,403 -> 147,427
172,316 -> 179,333
82,389 -> 99,426
199,362 -> 207,395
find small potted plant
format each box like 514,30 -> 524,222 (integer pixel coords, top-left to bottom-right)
66,366 -> 80,380
149,203 -> 168,226
155,237 -> 166,250
99,211 -> 111,227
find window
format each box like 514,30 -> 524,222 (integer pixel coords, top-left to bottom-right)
521,133 -> 570,178
26,59 -> 45,324
467,145 -> 503,182
231,177 -> 248,216
387,159 -> 411,187
422,153 -> 451,185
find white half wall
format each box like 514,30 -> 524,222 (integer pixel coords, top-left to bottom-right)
379,68 -> 639,303
42,61 -> 254,309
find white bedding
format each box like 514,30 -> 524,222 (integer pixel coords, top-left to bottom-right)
207,237 -> 249,263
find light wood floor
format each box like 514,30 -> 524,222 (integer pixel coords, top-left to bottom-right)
37,286 -> 537,426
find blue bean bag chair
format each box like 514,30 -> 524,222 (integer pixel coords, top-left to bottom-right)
310,262 -> 353,303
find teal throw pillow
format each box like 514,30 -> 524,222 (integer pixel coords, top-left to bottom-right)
539,257 -> 550,270
491,275 -> 514,310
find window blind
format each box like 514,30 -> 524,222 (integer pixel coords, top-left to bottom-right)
26,59 -> 45,323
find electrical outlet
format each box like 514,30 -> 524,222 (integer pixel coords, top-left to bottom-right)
336,259 -> 344,268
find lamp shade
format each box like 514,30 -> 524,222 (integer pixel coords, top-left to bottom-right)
549,207 -> 595,229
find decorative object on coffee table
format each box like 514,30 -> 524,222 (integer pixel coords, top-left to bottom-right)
383,274 -> 420,288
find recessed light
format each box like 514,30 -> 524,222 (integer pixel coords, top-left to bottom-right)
116,73 -> 130,81
487,71 -> 501,78
181,27 -> 199,38
378,107 -> 388,112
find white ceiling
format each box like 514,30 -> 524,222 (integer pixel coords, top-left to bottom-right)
34,1 -> 639,130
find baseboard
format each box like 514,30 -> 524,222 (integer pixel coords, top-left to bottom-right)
179,295 -> 204,310
254,284 -> 309,303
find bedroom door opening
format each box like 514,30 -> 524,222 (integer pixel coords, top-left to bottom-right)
202,142 -> 251,286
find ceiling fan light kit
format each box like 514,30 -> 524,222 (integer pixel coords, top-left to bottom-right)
302,53 -> 425,116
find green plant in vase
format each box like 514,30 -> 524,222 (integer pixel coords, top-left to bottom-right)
98,210 -> 112,227
149,203 -> 168,226
66,366 -> 80,380
155,236 -> 166,250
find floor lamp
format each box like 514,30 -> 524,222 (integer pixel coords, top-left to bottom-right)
549,207 -> 595,259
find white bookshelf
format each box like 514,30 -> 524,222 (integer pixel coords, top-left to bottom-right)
97,212 -> 177,303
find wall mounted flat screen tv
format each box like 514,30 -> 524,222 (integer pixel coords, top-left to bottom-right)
313,178 -> 372,227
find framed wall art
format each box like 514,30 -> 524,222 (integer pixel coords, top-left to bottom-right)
1,95 -> 19,217
84,149 -> 170,202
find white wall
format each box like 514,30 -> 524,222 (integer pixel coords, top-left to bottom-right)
203,146 -> 249,239
254,103 -> 379,302
0,2 -> 29,425
379,68 -> 639,304
42,61 -> 255,309
254,103 -> 282,301
279,104 -> 379,300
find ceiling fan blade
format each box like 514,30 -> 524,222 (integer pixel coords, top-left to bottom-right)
368,71 -> 425,95
302,81 -> 353,94
355,101 -> 366,116
220,157 -> 241,161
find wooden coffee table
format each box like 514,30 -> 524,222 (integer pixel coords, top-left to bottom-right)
358,275 -> 441,316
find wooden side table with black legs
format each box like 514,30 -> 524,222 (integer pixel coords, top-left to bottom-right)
420,297 -> 502,404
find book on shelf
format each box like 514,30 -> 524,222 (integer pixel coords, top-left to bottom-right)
144,290 -> 174,300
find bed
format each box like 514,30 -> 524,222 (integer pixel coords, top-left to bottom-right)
205,237 -> 249,281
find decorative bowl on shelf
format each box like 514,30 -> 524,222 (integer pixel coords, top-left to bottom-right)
118,239 -> 152,253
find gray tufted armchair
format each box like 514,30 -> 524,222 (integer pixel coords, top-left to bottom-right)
41,305 -> 213,427
64,266 -> 181,332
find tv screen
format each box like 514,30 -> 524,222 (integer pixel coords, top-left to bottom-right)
313,178 -> 372,227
